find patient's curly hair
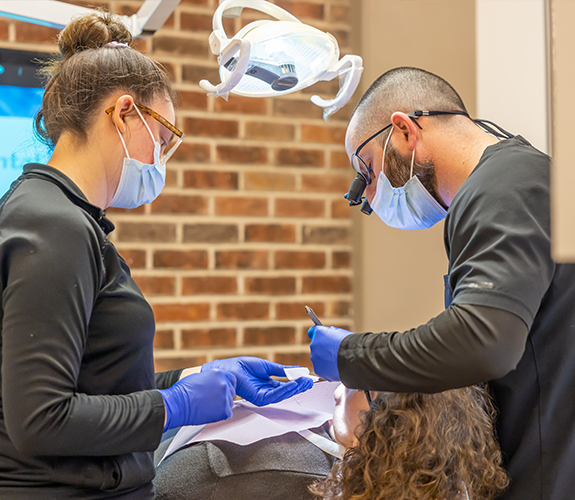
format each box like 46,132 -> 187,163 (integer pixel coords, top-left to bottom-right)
311,386 -> 509,500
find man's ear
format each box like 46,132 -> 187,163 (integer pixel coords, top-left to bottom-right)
111,95 -> 135,134
390,112 -> 419,153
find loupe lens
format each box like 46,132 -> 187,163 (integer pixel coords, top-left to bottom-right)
344,174 -> 367,206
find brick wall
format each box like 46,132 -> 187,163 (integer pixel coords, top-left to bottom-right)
0,0 -> 355,372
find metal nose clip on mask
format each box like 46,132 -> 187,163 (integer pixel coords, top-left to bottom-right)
200,0 -> 364,120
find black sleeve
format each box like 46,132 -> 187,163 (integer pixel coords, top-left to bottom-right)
0,201 -> 164,457
339,304 -> 528,392
338,142 -> 553,393
155,370 -> 183,390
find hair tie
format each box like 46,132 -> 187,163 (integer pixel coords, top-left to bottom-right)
105,41 -> 130,48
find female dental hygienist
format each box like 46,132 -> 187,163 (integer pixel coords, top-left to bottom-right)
0,11 -> 311,500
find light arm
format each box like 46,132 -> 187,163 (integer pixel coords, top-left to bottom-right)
0,0 -> 180,38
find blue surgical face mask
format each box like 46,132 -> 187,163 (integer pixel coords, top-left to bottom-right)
371,127 -> 447,230
109,106 -> 166,209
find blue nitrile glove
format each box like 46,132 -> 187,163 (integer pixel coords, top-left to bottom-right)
158,369 -> 236,431
201,356 -> 313,406
307,325 -> 353,381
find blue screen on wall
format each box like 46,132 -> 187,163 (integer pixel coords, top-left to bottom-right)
0,49 -> 51,196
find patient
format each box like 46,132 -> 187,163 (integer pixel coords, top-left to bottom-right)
312,385 -> 509,500
153,384 -> 508,500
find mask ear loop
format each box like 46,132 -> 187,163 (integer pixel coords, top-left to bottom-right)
133,105 -> 157,143
410,148 -> 415,178
114,125 -> 131,159
381,126 -> 394,177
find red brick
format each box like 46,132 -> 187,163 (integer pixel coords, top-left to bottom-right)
245,276 -> 296,295
244,327 -> 295,346
182,277 -> 237,295
184,170 -> 238,189
157,61 -> 176,81
245,122 -> 295,141
214,95 -> 268,115
180,12 -> 213,31
184,118 -> 239,138
275,198 -> 325,218
331,150 -> 351,169
245,224 -> 295,243
133,276 -> 176,295
178,91 -> 208,111
154,356 -> 207,372
274,352 -> 313,371
332,300 -> 352,318
332,200 -> 351,219
333,251 -> 351,269
244,172 -> 296,191
152,35 -> 208,56
181,328 -> 237,348
0,20 -> 9,41
151,195 -> 208,214
115,3 -> 140,16
117,223 -> 176,242
275,251 -> 325,269
276,148 -> 324,167
131,38 -> 150,54
154,330 -> 175,349
217,145 -> 267,164
117,249 -> 146,268
273,99 -> 323,119
171,143 -> 211,163
302,276 -> 352,294
300,79 -> 340,96
275,0 -> 325,20
330,4 -> 350,23
217,302 -> 269,320
165,168 -> 178,187
183,224 -> 238,243
216,251 -> 268,270
107,205 -> 145,217
301,125 -> 346,144
153,303 -> 210,322
182,64 -> 220,85
154,250 -> 208,269
332,30 -> 349,49
276,302 -> 325,320
301,174 -> 350,193
215,197 -> 268,216
14,21 -> 59,44
303,226 -> 350,244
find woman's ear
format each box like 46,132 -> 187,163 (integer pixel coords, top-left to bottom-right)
111,95 -> 135,134
390,112 -> 418,153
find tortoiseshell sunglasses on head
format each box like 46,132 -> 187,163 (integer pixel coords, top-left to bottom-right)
105,102 -> 185,164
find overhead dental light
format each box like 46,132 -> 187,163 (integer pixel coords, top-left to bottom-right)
200,0 -> 363,120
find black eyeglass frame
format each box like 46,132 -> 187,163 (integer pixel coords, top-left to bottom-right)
350,110 -> 471,186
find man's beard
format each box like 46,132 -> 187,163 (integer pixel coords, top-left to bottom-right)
384,142 -> 446,208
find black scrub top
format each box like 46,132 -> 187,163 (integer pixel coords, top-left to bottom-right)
0,164 -> 179,499
338,137 -> 575,499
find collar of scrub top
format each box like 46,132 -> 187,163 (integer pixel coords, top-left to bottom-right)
199,0 -> 364,121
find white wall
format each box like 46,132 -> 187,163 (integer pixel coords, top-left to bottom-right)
475,0 -> 548,153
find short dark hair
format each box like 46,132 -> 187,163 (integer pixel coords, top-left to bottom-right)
352,67 -> 468,137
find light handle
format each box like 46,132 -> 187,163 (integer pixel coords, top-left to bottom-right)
311,54 -> 364,119
199,38 -> 252,96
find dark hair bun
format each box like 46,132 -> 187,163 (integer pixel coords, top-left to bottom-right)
58,12 -> 133,59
